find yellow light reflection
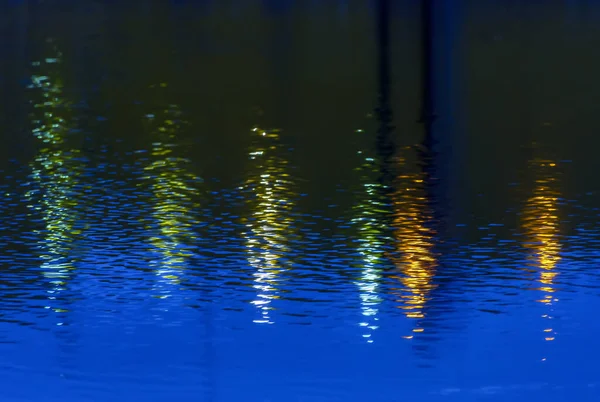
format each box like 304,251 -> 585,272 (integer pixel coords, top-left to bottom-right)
351,151 -> 388,342
389,151 -> 437,328
242,127 -> 294,324
25,39 -> 82,319
521,157 -> 561,343
142,83 -> 202,299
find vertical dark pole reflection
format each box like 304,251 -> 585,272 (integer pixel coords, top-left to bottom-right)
375,0 -> 394,168
351,0 -> 395,343
387,0 -> 457,347
420,0 -> 436,131
403,1 -> 465,356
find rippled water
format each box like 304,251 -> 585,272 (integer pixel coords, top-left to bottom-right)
1,1 -> 600,401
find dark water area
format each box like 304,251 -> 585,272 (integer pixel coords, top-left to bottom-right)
1,1 -> 600,401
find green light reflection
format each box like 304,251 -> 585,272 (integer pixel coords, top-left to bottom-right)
25,39 -> 83,319
142,83 -> 202,299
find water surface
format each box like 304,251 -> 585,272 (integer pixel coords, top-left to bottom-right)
1,1 -> 600,401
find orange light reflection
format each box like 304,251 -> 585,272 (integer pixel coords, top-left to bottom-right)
522,157 -> 561,344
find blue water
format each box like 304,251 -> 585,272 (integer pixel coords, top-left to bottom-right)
1,1 -> 600,401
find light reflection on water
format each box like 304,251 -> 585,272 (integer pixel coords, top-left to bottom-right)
242,127 -> 295,324
390,150 -> 437,326
521,151 -> 562,345
141,82 -> 203,299
25,38 -> 84,321
351,146 -> 388,342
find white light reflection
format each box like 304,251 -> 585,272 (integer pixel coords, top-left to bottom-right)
351,152 -> 388,343
243,128 -> 294,324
